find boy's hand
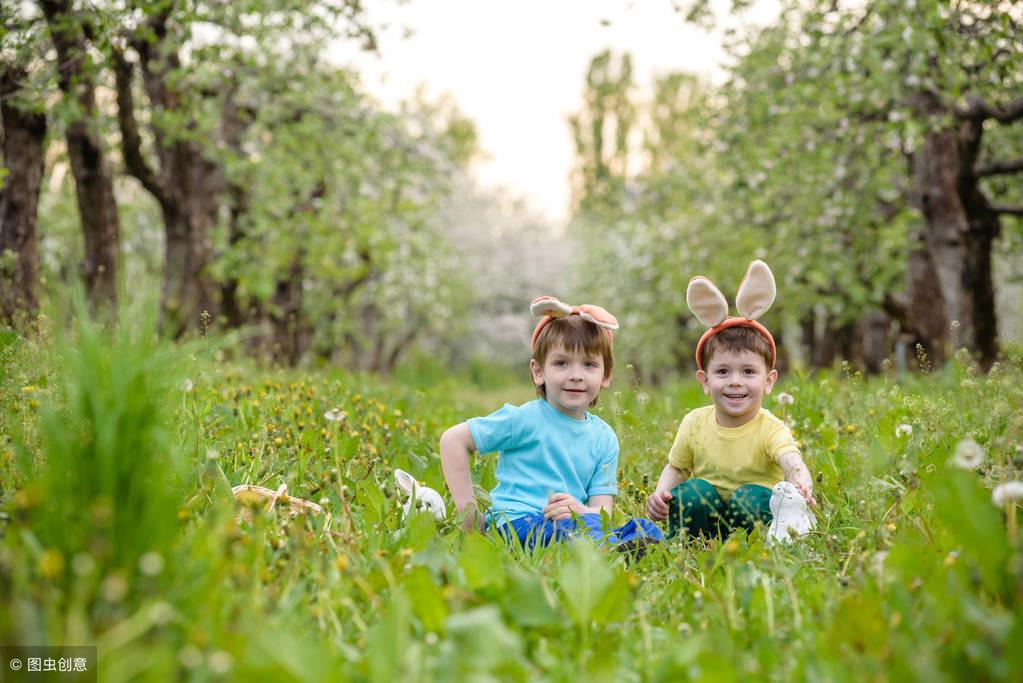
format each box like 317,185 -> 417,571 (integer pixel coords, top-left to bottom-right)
456,501 -> 485,532
646,490 -> 673,521
543,493 -> 586,520
788,477 -> 817,508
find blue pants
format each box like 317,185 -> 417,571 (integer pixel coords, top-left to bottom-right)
494,512 -> 664,550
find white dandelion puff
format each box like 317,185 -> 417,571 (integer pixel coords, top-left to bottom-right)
992,481 -> 1023,507
181,379 -> 193,392
138,552 -> 164,576
895,424 -> 913,438
324,408 -> 347,423
776,392 -> 794,406
950,438 -> 985,469
869,551 -> 888,580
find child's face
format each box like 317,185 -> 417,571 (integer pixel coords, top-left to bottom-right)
530,344 -> 611,420
697,349 -> 777,428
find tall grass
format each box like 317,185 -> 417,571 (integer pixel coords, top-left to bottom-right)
2,312 -> 1022,680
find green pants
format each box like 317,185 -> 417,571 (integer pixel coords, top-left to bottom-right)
667,479 -> 772,539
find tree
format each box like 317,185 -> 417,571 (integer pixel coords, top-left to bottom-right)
112,0 -> 376,337
1,4 -> 48,325
39,0 -> 121,310
686,0 -> 1023,369
569,50 -> 637,218
0,64 -> 47,325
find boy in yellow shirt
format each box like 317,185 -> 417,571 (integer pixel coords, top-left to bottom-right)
646,261 -> 816,538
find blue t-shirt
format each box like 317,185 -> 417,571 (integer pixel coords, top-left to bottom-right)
467,399 -> 619,523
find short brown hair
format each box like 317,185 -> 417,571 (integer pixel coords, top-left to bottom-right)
700,325 -> 774,370
532,315 -> 614,406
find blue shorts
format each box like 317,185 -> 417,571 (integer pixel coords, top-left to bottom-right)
493,512 -> 663,550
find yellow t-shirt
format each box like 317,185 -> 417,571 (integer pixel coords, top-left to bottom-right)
667,405 -> 798,500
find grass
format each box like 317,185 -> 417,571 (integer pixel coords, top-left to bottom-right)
1,310 -> 1022,682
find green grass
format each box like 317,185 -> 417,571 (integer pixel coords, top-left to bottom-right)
1,312 -> 1022,681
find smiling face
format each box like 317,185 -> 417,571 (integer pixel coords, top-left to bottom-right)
697,348 -> 778,428
530,345 -> 611,419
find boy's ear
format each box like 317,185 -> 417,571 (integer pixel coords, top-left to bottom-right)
600,371 -> 612,389
529,358 -> 544,387
765,368 -> 778,392
696,370 -> 710,394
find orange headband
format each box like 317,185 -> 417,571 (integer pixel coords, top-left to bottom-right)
530,296 -> 618,352
695,318 -> 776,371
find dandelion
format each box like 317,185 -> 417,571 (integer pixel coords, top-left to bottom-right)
895,424 -> 913,438
869,550 -> 888,581
138,552 -> 164,576
324,408 -> 346,423
208,651 -> 233,675
776,392 -> 794,406
993,481 -> 1023,540
992,481 -> 1023,507
181,379 -> 193,392
950,438 -> 985,469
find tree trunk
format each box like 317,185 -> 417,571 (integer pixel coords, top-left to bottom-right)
40,0 -> 120,310
859,310 -> 890,375
913,128 -> 974,354
811,311 -> 837,369
905,229 -> 948,367
218,92 -> 253,330
159,200 -> 216,336
958,116 -> 1001,371
113,13 -> 223,338
270,253 -> 308,366
0,68 -> 47,325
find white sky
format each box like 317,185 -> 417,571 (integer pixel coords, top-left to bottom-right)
334,1 -> 777,226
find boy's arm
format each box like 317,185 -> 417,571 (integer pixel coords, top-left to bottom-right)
646,463 -> 689,520
439,423 -> 485,531
777,451 -> 817,507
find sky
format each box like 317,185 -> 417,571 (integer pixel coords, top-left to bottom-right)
334,1 -> 778,226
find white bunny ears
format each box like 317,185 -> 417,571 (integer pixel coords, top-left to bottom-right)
688,260 -> 778,370
394,468 -> 447,521
530,296 -> 619,351
687,260 -> 776,327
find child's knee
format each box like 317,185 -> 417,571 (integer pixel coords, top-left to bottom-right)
728,484 -> 772,522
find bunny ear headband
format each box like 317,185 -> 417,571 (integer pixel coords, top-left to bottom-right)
688,259 -> 777,371
530,296 -> 619,351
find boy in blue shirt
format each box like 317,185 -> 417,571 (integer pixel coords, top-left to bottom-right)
440,297 -> 662,549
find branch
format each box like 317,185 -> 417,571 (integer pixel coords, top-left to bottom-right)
112,49 -> 166,205
991,204 -> 1023,217
975,158 -> 1023,177
956,95 -> 1023,123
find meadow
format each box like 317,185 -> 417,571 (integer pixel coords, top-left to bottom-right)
1,309 -> 1021,682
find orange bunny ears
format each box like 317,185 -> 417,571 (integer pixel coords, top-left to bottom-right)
530,296 -> 619,352
688,260 -> 777,371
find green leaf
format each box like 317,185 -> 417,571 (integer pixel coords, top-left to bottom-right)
557,541 -> 615,627
357,479 -> 385,524
457,533 -> 507,594
403,565 -> 447,633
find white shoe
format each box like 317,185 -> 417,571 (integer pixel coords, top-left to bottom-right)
767,481 -> 814,542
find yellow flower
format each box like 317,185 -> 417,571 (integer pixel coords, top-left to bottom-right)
274,437 -> 283,446
39,549 -> 65,579
21,385 -> 36,394
845,424 -> 856,434
335,555 -> 349,571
